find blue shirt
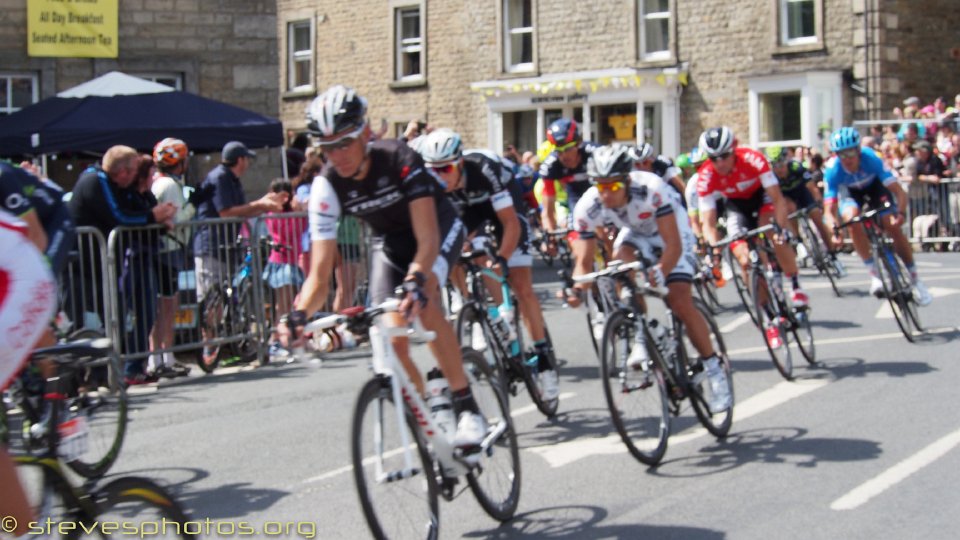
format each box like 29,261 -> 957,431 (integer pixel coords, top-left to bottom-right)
823,148 -> 895,201
192,164 -> 247,256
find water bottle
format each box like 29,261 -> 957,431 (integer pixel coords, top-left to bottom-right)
498,304 -> 518,342
425,368 -> 455,438
487,306 -> 510,342
649,319 -> 667,353
704,356 -> 731,412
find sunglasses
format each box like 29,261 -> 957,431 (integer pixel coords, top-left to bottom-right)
709,152 -> 732,162
317,136 -> 357,152
555,141 -> 578,153
838,148 -> 859,160
429,162 -> 457,175
595,181 -> 624,193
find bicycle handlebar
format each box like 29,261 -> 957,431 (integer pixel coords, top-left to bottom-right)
570,260 -> 668,299
835,201 -> 893,230
713,223 -> 777,249
303,298 -> 437,341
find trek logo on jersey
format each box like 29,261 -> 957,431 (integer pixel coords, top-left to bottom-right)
349,191 -> 403,213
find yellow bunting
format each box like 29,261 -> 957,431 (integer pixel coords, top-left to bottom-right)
574,79 -> 582,92
678,73 -> 689,85
589,81 -> 599,93
655,74 -> 667,86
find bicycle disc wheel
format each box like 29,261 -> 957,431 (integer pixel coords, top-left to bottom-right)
463,347 -> 521,522
64,340 -> 129,479
752,271 -> 793,380
792,308 -> 817,365
352,377 -> 439,540
93,477 -> 196,539
876,248 -> 915,342
679,300 -> 734,438
196,287 -> 224,373
600,311 -> 670,466
519,327 -> 560,418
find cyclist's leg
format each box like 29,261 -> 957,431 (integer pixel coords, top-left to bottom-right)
611,229 -> 648,313
666,266 -> 715,359
723,206 -> 753,286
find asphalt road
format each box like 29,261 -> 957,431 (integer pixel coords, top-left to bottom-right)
110,252 -> 960,540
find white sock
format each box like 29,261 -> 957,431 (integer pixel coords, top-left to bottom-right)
164,352 -> 176,368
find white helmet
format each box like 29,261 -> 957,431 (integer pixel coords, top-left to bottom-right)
587,145 -> 634,179
305,85 -> 367,140
698,126 -> 736,157
628,142 -> 655,163
417,129 -> 463,165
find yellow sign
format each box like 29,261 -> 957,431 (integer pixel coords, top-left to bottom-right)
28,0 -> 118,58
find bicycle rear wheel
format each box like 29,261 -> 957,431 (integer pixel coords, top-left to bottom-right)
456,303 -> 506,390
518,327 -> 560,418
195,287 -> 225,373
876,247 -> 916,342
752,271 -> 793,380
801,217 -> 841,297
728,250 -> 758,325
600,311 -> 670,466
226,281 -> 260,364
791,308 -> 817,365
678,300 -> 734,437
94,476 -> 196,539
462,347 -> 521,522
352,376 -> 439,540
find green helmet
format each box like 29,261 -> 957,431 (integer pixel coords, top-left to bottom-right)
764,145 -> 789,165
675,152 -> 691,169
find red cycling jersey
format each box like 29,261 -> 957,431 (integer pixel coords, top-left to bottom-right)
696,147 -> 779,210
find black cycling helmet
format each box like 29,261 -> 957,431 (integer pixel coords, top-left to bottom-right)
587,145 -> 634,179
306,85 -> 368,140
698,126 -> 736,157
546,118 -> 581,149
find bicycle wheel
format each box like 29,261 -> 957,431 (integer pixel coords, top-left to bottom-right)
518,327 -> 560,418
584,285 -> 604,355
93,477 -> 196,539
13,459 -> 78,532
752,270 -> 793,380
728,251 -> 758,325
678,300 -> 734,438
600,311 -> 670,466
694,273 -> 722,315
352,376 -> 439,540
462,347 -> 521,522
63,338 -> 129,479
876,247 -> 916,342
892,254 -> 924,334
227,281 -> 260,364
801,218 -> 841,297
195,287 -> 225,373
791,308 -> 817,365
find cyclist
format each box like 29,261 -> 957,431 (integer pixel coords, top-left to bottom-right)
538,118 -> 599,232
697,127 -> 808,347
0,209 -> 58,537
416,129 -> 559,401
563,145 -> 731,413
287,85 -> 486,452
628,142 -> 686,205
822,127 -> 932,305
764,146 -> 845,276
684,148 -> 708,241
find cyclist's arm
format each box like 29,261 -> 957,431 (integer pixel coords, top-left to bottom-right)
494,205 -> 520,260
655,214 -> 681,276
17,209 -> 47,253
886,180 -> 909,216
765,184 -> 790,231
294,238 -> 338,315
407,196 -> 440,279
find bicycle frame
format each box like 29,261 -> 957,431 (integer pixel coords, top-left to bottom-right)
461,257 -> 521,359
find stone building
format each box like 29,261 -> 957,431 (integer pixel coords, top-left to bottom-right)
0,0 -> 280,192
276,0 -> 960,157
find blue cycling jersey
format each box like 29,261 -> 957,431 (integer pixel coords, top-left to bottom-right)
823,148 -> 894,201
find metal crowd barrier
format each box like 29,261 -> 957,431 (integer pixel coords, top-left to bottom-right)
95,213 -> 369,369
903,177 -> 960,247
59,226 -> 113,338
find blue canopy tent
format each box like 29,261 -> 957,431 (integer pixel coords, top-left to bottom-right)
0,72 -> 283,156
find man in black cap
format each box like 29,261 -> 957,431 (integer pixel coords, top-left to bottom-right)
192,141 -> 285,367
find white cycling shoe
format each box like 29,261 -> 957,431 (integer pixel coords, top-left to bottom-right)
539,369 -> 560,401
454,411 -> 488,458
869,276 -> 884,298
913,279 -> 933,306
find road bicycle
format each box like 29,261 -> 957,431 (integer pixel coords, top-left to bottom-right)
1,336 -> 127,479
454,245 -> 560,418
303,297 -> 520,540
837,203 -> 924,342
790,205 -> 844,297
9,340 -> 194,539
692,249 -> 724,315
570,260 -> 734,466
717,224 -> 816,380
527,209 -> 572,268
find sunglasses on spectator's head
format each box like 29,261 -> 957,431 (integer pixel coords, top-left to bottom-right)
317,136 -> 357,152
595,180 -> 625,193
838,149 -> 859,160
429,162 -> 458,175
709,152 -> 732,162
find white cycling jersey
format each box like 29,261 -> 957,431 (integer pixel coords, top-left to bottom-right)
0,210 -> 56,391
685,172 -> 700,215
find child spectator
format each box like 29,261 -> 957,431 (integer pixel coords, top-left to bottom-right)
262,178 -> 306,357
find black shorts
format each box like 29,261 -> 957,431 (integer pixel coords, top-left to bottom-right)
849,181 -> 899,215
44,205 -> 77,279
724,189 -> 773,237
156,253 -> 182,297
782,185 -> 816,211
368,216 -> 465,305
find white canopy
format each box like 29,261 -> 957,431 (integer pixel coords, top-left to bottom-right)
57,71 -> 174,98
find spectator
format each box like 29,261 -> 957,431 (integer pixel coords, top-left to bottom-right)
192,141 -> 285,368
148,138 -> 194,379
913,140 -> 951,242
936,117 -> 959,173
285,132 -> 310,179
503,143 -> 522,166
293,152 -> 322,278
68,147 -> 175,384
262,178 -> 304,358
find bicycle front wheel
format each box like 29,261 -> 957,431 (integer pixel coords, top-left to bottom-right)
792,308 -> 817,365
352,377 -> 439,540
94,477 -> 196,539
518,326 -> 560,418
679,300 -> 734,438
728,251 -> 758,325
801,217 -> 841,297
890,251 -> 924,336
462,347 -> 521,522
752,270 -> 793,380
456,303 -> 507,392
600,311 -> 670,466
876,247 -> 917,343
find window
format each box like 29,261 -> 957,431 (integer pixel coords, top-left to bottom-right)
779,0 -> 817,46
395,6 -> 424,81
591,104 -> 639,145
0,74 -> 38,116
503,0 -> 534,73
137,73 -> 183,90
287,20 -> 314,92
759,92 -> 802,142
748,72 -> 842,150
638,0 -> 671,60
502,111 -> 538,154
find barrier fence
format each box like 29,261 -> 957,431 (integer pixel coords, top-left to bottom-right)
61,213 -> 368,370
903,177 -> 960,246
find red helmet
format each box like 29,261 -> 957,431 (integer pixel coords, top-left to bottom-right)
153,137 -> 189,168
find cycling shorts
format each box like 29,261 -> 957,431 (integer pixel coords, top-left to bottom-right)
470,215 -> 533,268
0,218 -> 57,392
781,185 -> 816,213
613,228 -> 697,284
846,180 -> 898,216
724,188 -> 774,237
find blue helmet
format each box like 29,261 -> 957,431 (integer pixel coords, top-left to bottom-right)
830,127 -> 861,152
546,118 -> 581,148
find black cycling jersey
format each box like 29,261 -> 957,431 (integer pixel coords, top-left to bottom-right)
453,152 -> 526,234
776,160 -> 813,192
